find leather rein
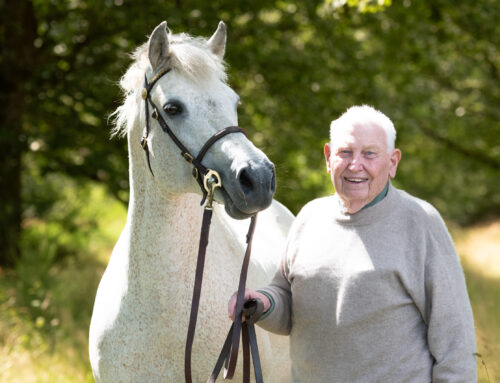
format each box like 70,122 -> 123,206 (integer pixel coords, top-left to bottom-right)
141,67 -> 265,382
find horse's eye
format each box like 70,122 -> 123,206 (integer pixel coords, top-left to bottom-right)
163,103 -> 182,116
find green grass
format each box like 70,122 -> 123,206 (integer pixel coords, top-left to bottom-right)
0,178 -> 126,383
463,262 -> 500,383
0,178 -> 498,382
455,221 -> 500,383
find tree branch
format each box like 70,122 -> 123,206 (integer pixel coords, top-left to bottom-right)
418,124 -> 500,170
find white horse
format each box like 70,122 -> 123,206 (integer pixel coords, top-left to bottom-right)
89,21 -> 293,382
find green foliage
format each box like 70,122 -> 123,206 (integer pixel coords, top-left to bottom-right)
223,0 -> 500,221
0,3 -> 497,379
1,3 -> 497,379
8,0 -> 496,227
7,165 -> 126,339
0,0 -> 498,266
0,178 -> 125,381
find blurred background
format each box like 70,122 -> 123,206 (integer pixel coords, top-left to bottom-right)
0,0 -> 498,381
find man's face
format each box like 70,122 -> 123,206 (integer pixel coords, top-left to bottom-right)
324,122 -> 401,213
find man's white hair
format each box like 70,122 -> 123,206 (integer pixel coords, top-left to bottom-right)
329,105 -> 396,153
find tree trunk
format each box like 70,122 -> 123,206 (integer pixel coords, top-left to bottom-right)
0,0 -> 37,267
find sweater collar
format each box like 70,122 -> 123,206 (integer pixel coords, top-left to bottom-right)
332,182 -> 398,225
335,181 -> 390,212
361,181 -> 390,211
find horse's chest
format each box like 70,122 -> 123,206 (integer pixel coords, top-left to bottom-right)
92,242 -> 244,382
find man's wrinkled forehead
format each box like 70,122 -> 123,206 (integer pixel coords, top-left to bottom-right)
331,122 -> 388,148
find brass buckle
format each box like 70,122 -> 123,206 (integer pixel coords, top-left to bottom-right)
203,169 -> 222,209
183,153 -> 194,164
192,167 -> 199,181
141,136 -> 148,149
152,108 -> 159,120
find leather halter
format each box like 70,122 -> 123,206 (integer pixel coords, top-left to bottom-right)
141,66 -> 246,204
141,67 -> 265,382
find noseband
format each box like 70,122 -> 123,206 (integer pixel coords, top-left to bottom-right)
141,67 -> 265,382
141,66 -> 246,205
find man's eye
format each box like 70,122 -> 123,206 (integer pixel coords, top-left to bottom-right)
163,103 -> 182,115
337,150 -> 351,158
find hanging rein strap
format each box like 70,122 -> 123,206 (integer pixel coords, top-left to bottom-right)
185,213 -> 265,383
141,67 -> 265,382
207,215 -> 266,383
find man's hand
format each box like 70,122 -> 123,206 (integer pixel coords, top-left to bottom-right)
228,288 -> 271,322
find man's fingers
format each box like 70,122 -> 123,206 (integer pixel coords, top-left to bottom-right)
228,288 -> 255,321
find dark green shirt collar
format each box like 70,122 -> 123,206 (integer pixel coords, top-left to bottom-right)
361,181 -> 390,211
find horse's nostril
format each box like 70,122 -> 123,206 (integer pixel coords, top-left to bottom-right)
239,169 -> 254,195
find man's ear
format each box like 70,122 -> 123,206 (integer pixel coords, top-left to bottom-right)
389,149 -> 402,178
324,143 -> 333,174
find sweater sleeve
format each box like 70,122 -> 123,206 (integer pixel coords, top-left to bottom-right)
256,248 -> 293,335
254,200 -> 313,335
423,212 -> 477,382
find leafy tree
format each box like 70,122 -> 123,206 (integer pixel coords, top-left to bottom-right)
1,0 -> 498,266
225,0 -> 500,223
1,1 -> 38,266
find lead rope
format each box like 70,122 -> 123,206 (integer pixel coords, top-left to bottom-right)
184,174 -> 264,383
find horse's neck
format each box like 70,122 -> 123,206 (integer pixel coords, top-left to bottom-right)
118,122 -> 262,296
126,182 -> 204,267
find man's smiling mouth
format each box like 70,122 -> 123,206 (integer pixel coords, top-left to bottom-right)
344,177 -> 368,184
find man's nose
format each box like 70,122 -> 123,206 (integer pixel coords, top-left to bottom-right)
348,154 -> 364,171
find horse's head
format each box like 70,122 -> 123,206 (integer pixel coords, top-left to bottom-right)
115,21 -> 276,219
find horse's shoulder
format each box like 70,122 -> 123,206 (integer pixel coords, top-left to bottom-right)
260,199 -> 295,232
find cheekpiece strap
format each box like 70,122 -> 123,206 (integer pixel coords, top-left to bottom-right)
140,67 -> 172,177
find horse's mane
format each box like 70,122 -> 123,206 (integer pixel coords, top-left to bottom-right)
111,31 -> 227,137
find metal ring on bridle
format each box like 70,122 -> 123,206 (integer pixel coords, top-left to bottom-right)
203,169 -> 222,194
203,169 -> 221,208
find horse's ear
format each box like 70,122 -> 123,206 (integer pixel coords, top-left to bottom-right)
148,21 -> 170,71
208,21 -> 226,59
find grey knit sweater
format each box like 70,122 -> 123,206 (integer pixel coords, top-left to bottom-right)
259,184 -> 477,382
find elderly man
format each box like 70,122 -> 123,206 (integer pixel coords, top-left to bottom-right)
229,105 -> 477,382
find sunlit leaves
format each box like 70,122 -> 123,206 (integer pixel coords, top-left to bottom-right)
18,0 -> 500,225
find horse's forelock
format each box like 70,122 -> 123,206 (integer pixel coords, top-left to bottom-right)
167,33 -> 227,84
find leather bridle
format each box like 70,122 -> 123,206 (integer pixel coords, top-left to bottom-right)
141,66 -> 246,205
141,67 -> 265,382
